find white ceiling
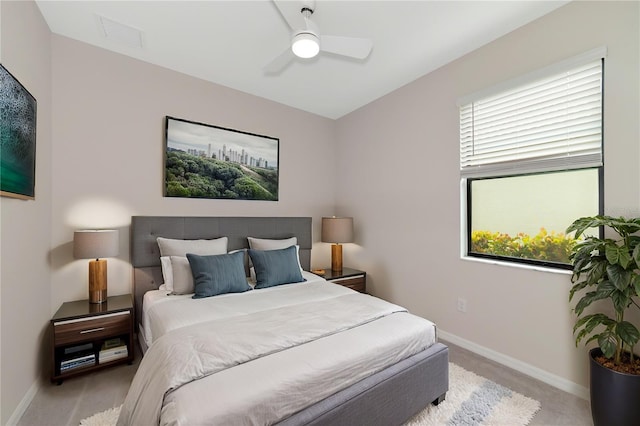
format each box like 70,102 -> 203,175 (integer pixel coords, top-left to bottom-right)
35,0 -> 569,119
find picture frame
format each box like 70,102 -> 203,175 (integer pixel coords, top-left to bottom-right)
164,116 -> 279,201
0,64 -> 37,200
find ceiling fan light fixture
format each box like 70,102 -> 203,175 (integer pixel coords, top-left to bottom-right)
292,32 -> 320,58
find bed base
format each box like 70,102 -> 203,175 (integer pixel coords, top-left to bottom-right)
278,342 -> 449,426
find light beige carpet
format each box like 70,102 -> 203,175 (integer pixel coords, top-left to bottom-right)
81,363 -> 540,426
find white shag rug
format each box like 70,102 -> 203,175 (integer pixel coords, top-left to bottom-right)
81,363 -> 540,426
80,406 -> 120,426
404,363 -> 541,426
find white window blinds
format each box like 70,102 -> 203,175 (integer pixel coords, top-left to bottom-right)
460,59 -> 603,178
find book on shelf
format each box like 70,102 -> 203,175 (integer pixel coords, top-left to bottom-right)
99,351 -> 128,364
99,346 -> 127,357
61,362 -> 94,372
99,341 -> 128,364
60,354 -> 95,371
61,353 -> 95,366
63,342 -> 93,356
103,337 -> 124,349
61,359 -> 94,371
61,349 -> 94,364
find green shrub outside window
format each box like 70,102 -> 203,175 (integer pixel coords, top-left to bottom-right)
470,228 -> 578,266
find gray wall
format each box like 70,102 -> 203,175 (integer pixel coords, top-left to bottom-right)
335,0 -> 639,394
0,1 -> 53,424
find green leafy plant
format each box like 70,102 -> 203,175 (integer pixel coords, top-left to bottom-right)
567,215 -> 640,368
470,228 -> 577,263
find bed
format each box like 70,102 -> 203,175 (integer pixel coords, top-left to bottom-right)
120,216 -> 448,426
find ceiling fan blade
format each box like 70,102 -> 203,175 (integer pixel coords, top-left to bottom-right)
320,35 -> 373,59
263,47 -> 295,74
273,0 -> 307,31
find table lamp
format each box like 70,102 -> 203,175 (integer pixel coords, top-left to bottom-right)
73,229 -> 119,304
321,217 -> 354,272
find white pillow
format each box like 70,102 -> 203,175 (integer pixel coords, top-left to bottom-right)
247,236 -> 297,250
160,256 -> 174,291
157,236 -> 228,257
168,256 -> 195,295
157,237 -> 227,291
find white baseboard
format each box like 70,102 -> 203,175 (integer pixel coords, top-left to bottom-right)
6,379 -> 41,426
439,330 -> 590,401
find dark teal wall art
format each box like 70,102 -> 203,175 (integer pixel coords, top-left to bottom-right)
1,64 -> 37,200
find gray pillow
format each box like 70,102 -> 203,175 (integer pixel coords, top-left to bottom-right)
186,251 -> 251,299
248,245 -> 305,289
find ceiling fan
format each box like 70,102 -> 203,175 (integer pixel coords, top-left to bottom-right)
264,0 -> 373,73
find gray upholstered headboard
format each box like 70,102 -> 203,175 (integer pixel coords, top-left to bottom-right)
130,216 -> 312,326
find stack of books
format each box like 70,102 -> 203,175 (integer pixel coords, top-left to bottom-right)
60,343 -> 95,372
99,338 -> 128,364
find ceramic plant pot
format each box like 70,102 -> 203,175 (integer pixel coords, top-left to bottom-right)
589,348 -> 640,426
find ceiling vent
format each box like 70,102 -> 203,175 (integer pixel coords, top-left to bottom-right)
97,15 -> 144,49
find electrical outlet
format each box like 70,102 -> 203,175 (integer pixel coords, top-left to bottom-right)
457,297 -> 467,313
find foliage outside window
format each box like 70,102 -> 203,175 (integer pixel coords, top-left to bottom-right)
470,228 -> 577,265
460,53 -> 604,268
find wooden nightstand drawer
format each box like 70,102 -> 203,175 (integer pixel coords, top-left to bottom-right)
330,275 -> 366,293
321,267 -> 367,293
54,311 -> 130,346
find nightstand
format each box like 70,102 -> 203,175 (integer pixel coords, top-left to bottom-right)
50,294 -> 134,384
322,267 -> 366,293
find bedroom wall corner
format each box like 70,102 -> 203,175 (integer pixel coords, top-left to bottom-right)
334,0 -> 639,395
0,1 -> 53,424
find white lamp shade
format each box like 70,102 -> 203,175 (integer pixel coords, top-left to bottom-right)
292,32 -> 320,58
73,230 -> 119,259
321,217 -> 354,244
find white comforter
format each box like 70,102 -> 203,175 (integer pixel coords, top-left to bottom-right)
121,277 -> 437,425
141,272 -> 343,346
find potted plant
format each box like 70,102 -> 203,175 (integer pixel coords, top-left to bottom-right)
567,215 -> 640,426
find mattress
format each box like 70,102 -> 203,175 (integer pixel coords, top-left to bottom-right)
125,273 -> 437,425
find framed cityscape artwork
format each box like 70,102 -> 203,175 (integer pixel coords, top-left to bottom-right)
164,116 -> 279,201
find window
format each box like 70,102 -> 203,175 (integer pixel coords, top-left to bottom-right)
460,51 -> 604,269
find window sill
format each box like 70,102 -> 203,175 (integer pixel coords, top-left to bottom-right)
461,255 -> 572,275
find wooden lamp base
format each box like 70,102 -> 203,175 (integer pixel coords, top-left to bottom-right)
331,244 -> 343,272
88,259 -> 108,304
